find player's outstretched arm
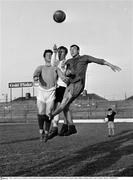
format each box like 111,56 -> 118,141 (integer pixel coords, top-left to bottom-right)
104,61 -> 121,72
87,55 -> 121,72
51,44 -> 58,66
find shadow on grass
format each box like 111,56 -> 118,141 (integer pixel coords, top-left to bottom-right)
7,129 -> 133,176
8,156 -> 66,176
115,129 -> 133,137
0,137 -> 39,145
116,164 -> 133,176
72,129 -> 133,176
0,128 -> 131,145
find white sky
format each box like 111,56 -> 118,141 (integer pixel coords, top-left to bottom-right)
0,0 -> 133,100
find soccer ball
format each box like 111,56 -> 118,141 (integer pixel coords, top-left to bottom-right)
53,10 -> 66,23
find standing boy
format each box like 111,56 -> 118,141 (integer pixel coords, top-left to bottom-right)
106,108 -> 116,137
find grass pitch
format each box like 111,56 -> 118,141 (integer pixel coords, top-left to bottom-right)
0,122 -> 133,177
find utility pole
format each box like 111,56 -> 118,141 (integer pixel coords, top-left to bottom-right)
125,92 -> 127,100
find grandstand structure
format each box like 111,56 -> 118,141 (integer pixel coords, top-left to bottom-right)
0,92 -> 133,123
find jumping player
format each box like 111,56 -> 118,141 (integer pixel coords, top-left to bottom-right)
33,49 -> 68,142
48,45 -> 69,139
49,44 -> 121,136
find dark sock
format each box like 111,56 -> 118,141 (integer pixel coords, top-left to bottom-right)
38,114 -> 45,130
44,115 -> 51,132
58,123 -> 68,136
45,121 -> 51,132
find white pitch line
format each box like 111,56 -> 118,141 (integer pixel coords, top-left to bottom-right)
0,118 -> 133,126
59,118 -> 133,123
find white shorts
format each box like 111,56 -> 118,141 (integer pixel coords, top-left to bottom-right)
108,121 -> 114,129
37,86 -> 56,103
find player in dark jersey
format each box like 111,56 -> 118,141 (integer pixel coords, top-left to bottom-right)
106,108 -> 116,137
49,44 -> 121,136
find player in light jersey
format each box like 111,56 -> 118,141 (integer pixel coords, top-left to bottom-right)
33,49 -> 68,142
49,45 -> 121,136
48,45 -> 69,139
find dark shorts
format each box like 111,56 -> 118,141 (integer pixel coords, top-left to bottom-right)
63,80 -> 84,104
55,86 -> 66,103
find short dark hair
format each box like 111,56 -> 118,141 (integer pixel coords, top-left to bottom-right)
70,44 -> 80,51
108,108 -> 112,111
58,46 -> 68,55
43,49 -> 53,58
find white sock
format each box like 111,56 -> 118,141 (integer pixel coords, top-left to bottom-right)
52,120 -> 58,127
45,130 -> 48,134
39,129 -> 43,134
52,115 -> 59,127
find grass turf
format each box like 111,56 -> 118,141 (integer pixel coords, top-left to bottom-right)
0,122 -> 133,177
